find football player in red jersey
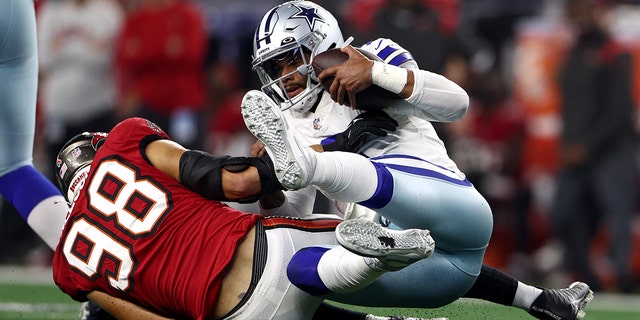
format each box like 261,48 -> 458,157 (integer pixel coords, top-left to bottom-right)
52,117 -> 441,319
0,3 -> 434,320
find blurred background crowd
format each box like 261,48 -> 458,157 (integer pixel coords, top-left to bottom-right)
1,0 -> 640,294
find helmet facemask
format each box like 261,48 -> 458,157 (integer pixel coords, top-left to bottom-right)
253,33 -> 325,112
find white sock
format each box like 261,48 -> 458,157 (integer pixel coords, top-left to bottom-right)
311,151 -> 378,203
316,246 -> 384,293
512,281 -> 543,309
27,195 -> 69,250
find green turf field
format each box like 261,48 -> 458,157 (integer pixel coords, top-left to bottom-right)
1,266 -> 639,320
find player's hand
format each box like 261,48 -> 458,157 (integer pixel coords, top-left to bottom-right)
321,110 -> 398,153
318,45 -> 374,109
259,191 -> 286,210
251,140 -> 266,157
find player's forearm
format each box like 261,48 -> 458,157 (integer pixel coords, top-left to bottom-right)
87,291 -> 173,320
403,69 -> 469,122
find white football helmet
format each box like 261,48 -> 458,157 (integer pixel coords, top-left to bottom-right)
252,0 -> 344,112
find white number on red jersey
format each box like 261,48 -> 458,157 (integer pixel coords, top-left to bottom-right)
61,159 -> 169,292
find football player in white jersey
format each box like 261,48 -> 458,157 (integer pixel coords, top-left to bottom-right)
245,1 -> 593,320
0,3 -> 445,320
0,0 -> 69,250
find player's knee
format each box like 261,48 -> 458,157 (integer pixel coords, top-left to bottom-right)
287,247 -> 332,296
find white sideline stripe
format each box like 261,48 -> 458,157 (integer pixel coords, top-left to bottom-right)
0,266 -> 53,284
584,293 -> 640,313
0,302 -> 78,313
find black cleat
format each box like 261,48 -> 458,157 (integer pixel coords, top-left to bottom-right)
529,282 -> 594,320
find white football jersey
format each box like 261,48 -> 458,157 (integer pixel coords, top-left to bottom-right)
268,67 -> 468,217
286,69 -> 467,178
283,92 -> 360,146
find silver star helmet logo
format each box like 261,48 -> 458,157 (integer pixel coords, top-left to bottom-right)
290,5 -> 325,30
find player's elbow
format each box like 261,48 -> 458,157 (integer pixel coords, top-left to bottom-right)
431,91 -> 468,121
449,92 -> 469,120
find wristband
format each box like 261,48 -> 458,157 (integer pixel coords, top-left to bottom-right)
371,61 -> 407,94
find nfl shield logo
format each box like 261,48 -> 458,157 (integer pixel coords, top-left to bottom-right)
71,147 -> 82,159
313,118 -> 322,130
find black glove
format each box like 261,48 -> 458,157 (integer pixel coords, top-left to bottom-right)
321,110 -> 398,153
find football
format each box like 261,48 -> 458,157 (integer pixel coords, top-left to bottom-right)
311,48 -> 402,110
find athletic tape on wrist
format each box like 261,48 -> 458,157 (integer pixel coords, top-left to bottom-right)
371,61 -> 407,94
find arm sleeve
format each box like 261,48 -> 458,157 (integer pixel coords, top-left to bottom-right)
391,69 -> 469,122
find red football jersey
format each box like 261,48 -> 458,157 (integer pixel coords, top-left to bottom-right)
53,117 -> 261,319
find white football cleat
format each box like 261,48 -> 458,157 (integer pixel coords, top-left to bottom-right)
343,203 -> 391,227
343,203 -> 378,221
336,219 -> 435,271
241,90 -> 316,190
